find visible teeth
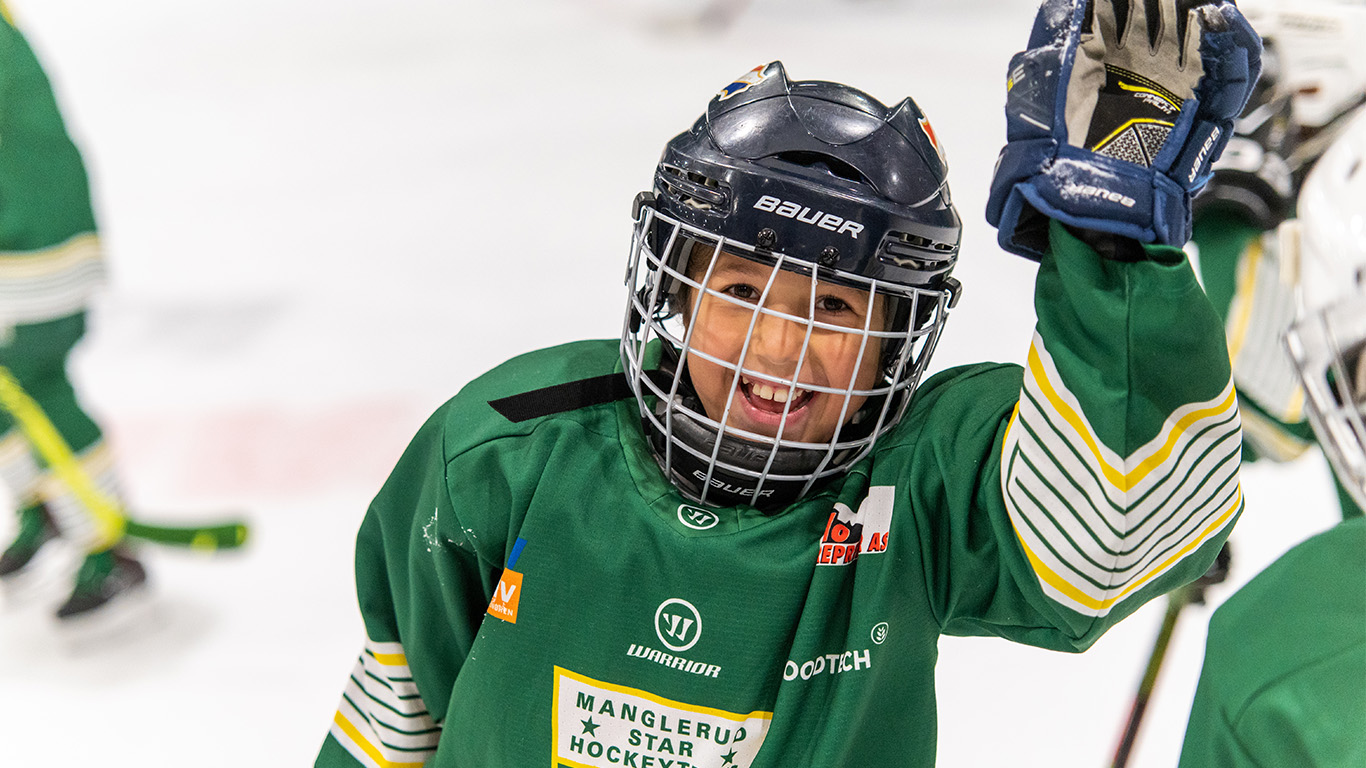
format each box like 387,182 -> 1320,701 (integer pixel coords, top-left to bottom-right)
744,376 -> 799,404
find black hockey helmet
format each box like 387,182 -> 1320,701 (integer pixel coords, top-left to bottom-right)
622,61 -> 962,510
647,61 -> 960,288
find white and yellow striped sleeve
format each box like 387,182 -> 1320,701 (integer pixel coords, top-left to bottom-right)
327,637 -> 441,768
1224,233 -> 1314,462
0,233 -> 105,327
1000,334 -> 1243,618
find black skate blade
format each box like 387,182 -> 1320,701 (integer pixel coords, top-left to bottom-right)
54,582 -> 154,648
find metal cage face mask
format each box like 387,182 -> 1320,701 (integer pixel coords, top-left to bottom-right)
1286,293 -> 1366,511
621,204 -> 955,510
1284,105 -> 1366,512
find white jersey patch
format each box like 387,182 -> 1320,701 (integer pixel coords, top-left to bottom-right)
553,666 -> 771,768
817,486 -> 895,566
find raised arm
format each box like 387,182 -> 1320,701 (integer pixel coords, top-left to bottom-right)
977,0 -> 1258,640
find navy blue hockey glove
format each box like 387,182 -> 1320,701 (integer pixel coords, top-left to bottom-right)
1192,38 -> 1298,231
986,0 -> 1263,260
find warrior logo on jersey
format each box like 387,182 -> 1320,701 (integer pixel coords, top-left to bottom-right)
654,597 -> 702,652
678,504 -> 720,531
626,598 -> 723,678
717,64 -> 770,101
487,537 -> 529,624
817,486 -> 894,566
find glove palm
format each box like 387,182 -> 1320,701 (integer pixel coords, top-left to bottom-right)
987,0 -> 1262,259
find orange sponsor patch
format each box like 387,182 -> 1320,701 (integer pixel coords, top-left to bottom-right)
487,569 -> 524,624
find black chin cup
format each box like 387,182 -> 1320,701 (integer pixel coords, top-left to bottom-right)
645,399 -> 846,512
641,348 -> 885,512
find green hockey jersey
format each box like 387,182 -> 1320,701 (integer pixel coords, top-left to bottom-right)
316,223 -> 1244,768
0,7 -> 105,327
1178,517 -> 1366,767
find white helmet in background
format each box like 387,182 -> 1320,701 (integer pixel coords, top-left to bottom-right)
1285,106 -> 1366,510
1243,0 -> 1366,129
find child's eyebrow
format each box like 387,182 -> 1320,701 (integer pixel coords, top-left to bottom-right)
705,257 -> 771,281
706,259 -> 869,298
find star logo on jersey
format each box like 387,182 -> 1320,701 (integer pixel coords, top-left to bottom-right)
487,537 -> 528,624
580,717 -> 600,737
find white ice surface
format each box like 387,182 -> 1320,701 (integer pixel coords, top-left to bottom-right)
0,1 -> 1344,765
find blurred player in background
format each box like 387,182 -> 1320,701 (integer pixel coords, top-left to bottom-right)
1190,0 -> 1366,520
0,3 -> 147,620
1178,104 -> 1366,768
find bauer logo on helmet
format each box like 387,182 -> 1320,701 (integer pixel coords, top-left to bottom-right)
752,195 -> 865,239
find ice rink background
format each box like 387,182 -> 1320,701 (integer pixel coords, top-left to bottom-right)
0,0 -> 1345,765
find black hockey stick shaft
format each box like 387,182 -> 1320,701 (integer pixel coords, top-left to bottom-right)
1110,542 -> 1231,767
1110,587 -> 1190,768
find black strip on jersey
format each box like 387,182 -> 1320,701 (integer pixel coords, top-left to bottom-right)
489,372 -> 662,423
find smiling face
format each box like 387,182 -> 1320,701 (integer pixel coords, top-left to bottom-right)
681,248 -> 886,444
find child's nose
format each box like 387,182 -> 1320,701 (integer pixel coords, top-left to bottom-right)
748,309 -> 808,372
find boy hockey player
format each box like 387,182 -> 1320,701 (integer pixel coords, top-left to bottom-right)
0,4 -> 147,619
316,0 -> 1260,765
1178,105 -> 1366,768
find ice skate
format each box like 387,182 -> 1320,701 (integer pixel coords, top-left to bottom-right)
0,502 -> 57,578
55,547 -> 148,622
0,503 -> 73,603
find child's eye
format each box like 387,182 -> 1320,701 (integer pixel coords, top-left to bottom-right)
816,296 -> 853,314
723,284 -> 761,302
